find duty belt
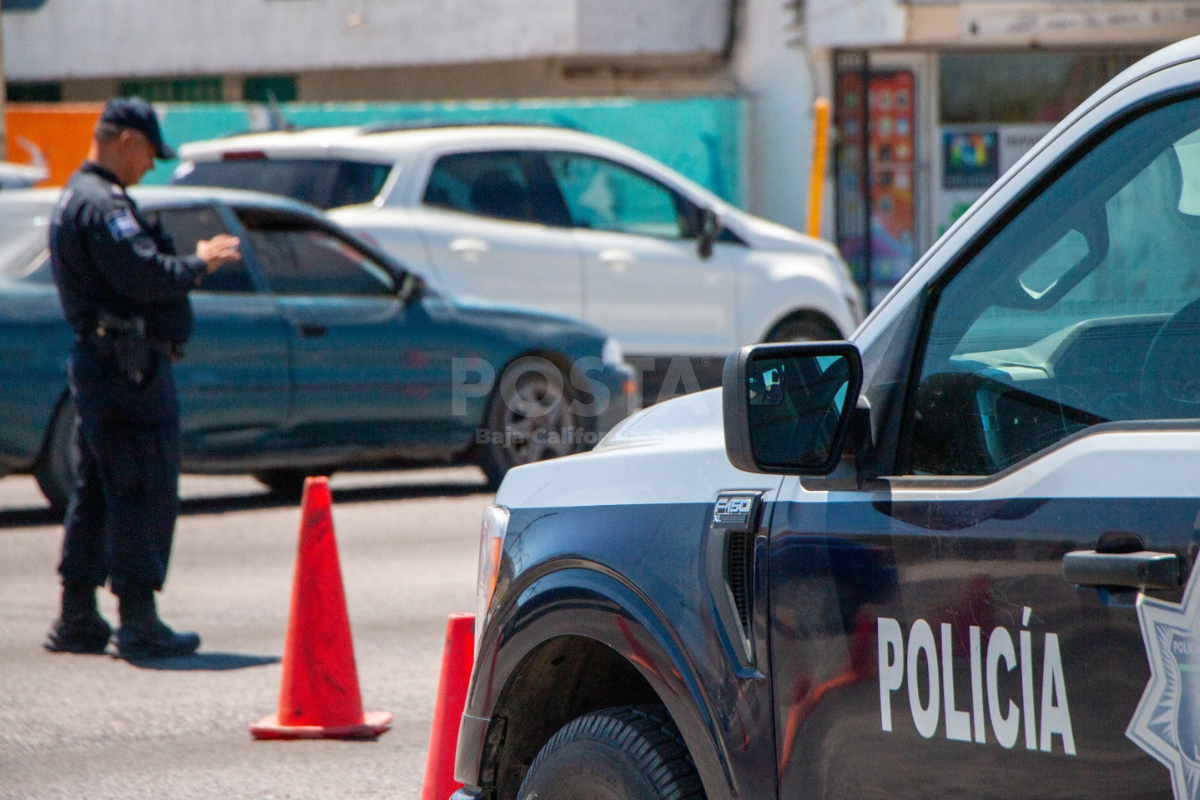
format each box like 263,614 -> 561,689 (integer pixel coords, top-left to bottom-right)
86,312 -> 182,384
91,312 -> 182,359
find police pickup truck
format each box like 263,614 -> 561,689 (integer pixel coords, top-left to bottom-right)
453,38 -> 1200,800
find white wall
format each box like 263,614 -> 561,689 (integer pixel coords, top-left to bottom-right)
4,0 -> 727,81
734,0 -> 814,232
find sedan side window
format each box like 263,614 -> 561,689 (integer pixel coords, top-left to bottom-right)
237,211 -> 394,297
904,95 -> 1200,476
546,152 -> 687,239
150,206 -> 256,293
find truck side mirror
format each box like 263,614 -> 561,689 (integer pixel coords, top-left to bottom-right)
722,342 -> 863,475
696,207 -> 721,260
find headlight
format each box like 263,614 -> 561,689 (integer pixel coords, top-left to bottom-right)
475,505 -> 510,654
601,337 -> 624,367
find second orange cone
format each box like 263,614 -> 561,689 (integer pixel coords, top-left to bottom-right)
251,476 -> 392,740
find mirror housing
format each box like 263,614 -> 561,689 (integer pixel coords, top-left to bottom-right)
696,207 -> 721,260
723,342 -> 864,475
397,271 -> 426,304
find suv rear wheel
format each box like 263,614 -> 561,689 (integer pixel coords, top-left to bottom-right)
766,313 -> 840,343
517,705 -> 705,800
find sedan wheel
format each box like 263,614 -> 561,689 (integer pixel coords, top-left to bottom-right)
253,468 -> 335,501
478,356 -> 583,489
34,396 -> 78,519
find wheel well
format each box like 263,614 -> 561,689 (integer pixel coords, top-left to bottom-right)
764,309 -> 842,342
37,391 -> 71,467
485,635 -> 663,800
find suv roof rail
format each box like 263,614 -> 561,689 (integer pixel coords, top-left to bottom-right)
357,119 -> 578,136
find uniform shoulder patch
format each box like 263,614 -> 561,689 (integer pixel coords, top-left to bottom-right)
104,208 -> 141,241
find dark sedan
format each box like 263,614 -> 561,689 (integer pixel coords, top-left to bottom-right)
0,187 -> 637,512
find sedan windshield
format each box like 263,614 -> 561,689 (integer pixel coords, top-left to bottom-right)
0,201 -> 54,279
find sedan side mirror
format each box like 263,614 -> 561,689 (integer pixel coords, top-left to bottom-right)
697,207 -> 721,260
723,342 -> 863,475
397,272 -> 427,304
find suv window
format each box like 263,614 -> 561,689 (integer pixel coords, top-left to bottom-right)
423,150 -> 568,225
238,211 -> 394,297
905,95 -> 1200,476
546,152 -> 687,239
174,159 -> 392,210
149,206 -> 255,293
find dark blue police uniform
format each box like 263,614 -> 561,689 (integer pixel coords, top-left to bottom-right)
49,162 -> 206,621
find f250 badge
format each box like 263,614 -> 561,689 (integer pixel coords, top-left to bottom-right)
1128,570 -> 1200,800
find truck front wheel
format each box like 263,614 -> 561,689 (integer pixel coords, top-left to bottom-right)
517,705 -> 704,800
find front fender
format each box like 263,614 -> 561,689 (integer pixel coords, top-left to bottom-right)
462,563 -> 739,800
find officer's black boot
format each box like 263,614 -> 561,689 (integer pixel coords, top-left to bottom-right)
44,581 -> 113,654
112,587 -> 200,660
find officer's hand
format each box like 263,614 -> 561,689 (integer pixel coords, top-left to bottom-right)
196,234 -> 241,273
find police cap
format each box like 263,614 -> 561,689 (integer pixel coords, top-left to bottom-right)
99,97 -> 175,160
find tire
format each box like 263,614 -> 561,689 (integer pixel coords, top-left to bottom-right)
477,355 -> 585,489
252,468 -> 334,501
518,705 -> 705,800
34,396 -> 78,518
766,314 -> 840,343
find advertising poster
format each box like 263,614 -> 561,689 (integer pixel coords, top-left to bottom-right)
835,69 -> 917,292
934,123 -> 1054,237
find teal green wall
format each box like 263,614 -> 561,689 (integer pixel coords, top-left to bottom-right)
148,96 -> 746,207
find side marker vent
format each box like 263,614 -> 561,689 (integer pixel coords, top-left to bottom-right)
726,531 -> 753,630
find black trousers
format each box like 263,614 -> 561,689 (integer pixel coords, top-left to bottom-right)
58,339 -> 182,598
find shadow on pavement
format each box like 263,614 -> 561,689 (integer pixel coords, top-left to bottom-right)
119,651 -> 282,671
0,479 -> 491,529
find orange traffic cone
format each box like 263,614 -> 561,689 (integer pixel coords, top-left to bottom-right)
420,613 -> 476,800
251,476 -> 392,740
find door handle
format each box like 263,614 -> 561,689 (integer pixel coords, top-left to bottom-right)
1062,550 -> 1181,590
449,238 -> 489,261
297,323 -> 327,338
599,249 -> 634,273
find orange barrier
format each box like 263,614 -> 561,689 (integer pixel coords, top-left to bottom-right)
420,613 -> 476,800
6,103 -> 103,187
251,476 -> 392,740
806,97 -> 831,238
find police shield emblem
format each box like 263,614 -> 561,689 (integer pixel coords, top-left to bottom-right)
1172,630 -> 1200,768
1129,574 -> 1200,800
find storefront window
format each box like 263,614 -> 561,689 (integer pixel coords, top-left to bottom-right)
939,52 -> 1148,124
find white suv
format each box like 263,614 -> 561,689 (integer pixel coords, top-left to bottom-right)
175,124 -> 863,401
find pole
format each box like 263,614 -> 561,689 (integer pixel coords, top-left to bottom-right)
806,98 -> 830,238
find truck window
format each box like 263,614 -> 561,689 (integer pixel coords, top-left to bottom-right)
904,95 -> 1200,476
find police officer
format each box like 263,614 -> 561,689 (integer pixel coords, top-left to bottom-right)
44,98 -> 241,659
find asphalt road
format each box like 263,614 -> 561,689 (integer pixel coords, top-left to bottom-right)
0,468 -> 494,800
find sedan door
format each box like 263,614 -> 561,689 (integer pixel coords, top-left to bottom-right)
768,89 -> 1200,799
147,203 -> 291,458
412,149 -> 584,319
237,207 -> 452,454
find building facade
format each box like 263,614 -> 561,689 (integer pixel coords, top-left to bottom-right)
1,0 -> 818,233
807,0 -> 1200,302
